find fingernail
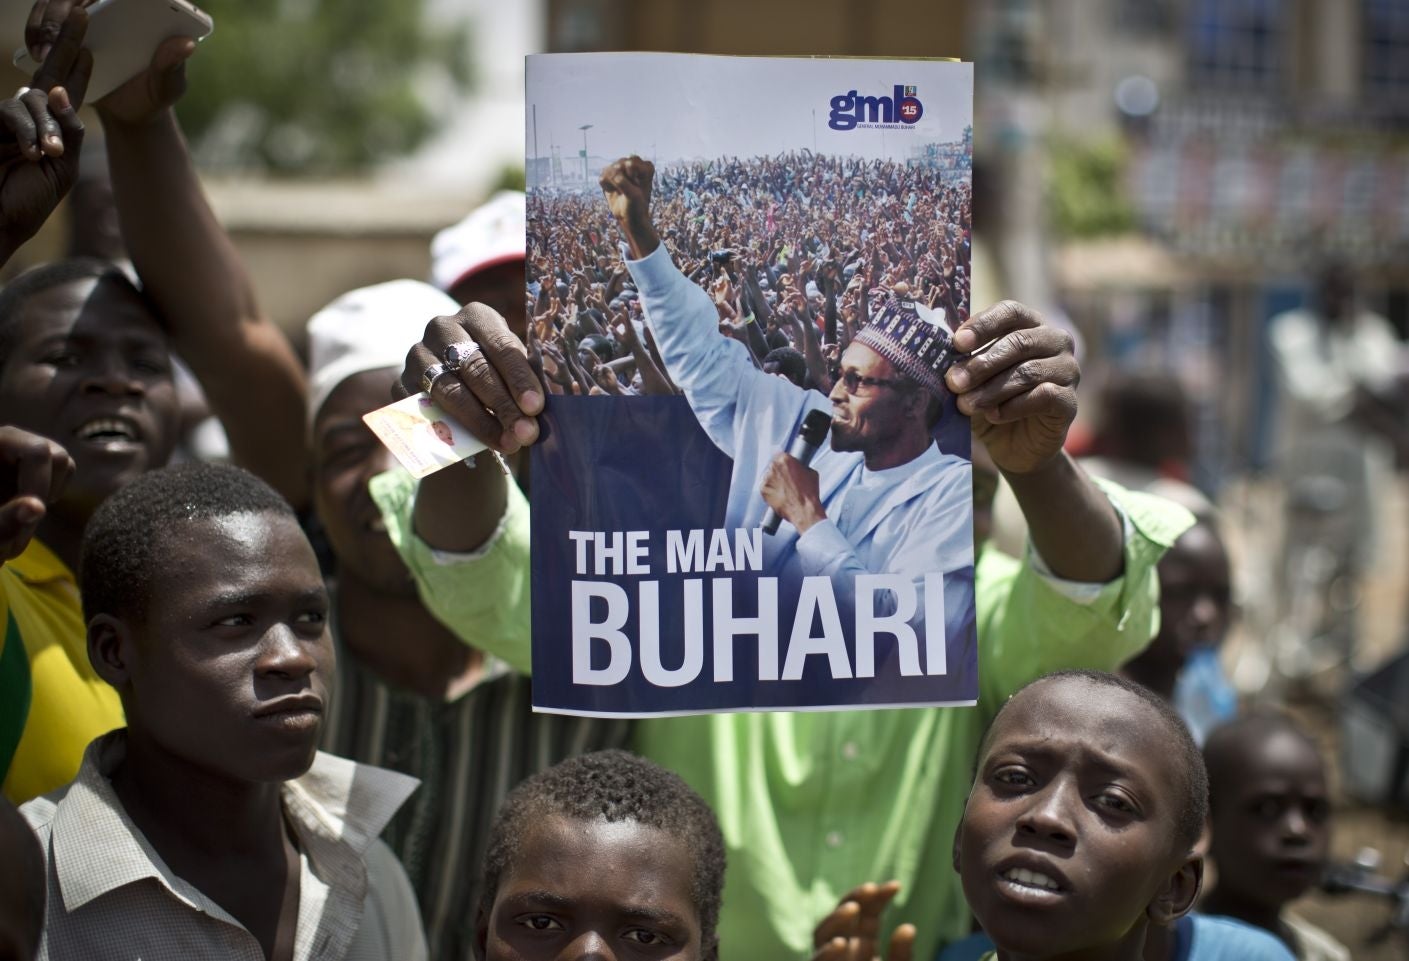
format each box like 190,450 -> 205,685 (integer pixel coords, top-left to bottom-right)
519,389 -> 544,414
953,329 -> 975,351
513,418 -> 539,445
17,501 -> 41,523
947,366 -> 969,390
38,44 -> 51,62
499,432 -> 522,455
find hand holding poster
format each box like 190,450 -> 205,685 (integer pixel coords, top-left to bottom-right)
527,53 -> 975,716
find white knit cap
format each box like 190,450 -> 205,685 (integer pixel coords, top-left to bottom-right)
430,191 -> 526,294
306,279 -> 460,426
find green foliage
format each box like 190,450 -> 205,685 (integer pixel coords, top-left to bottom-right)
489,164 -> 526,193
175,0 -> 472,175
1046,136 -> 1135,238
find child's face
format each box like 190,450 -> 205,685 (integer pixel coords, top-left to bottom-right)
1147,526 -> 1232,671
112,511 -> 334,785
480,814 -> 702,961
957,679 -> 1194,957
1208,728 -> 1329,909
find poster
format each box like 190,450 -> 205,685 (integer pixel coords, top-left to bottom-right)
527,53 -> 975,716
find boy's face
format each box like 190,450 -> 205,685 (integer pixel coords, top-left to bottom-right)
311,368 -> 410,593
957,678 -> 1193,957
113,510 -> 334,784
1153,526 -> 1231,664
1208,728 -> 1329,908
480,814 -> 702,961
0,278 -> 178,519
1121,524 -> 1231,695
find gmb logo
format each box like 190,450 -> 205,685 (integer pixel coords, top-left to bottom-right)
828,85 -> 923,131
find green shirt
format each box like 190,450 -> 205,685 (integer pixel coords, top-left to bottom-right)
374,470 -> 1193,961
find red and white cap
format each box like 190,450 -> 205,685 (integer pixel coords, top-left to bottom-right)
430,190 -> 526,295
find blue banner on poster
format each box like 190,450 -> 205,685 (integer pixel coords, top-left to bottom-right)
530,395 -> 977,717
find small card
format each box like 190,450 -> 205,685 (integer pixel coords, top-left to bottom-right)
362,393 -> 487,478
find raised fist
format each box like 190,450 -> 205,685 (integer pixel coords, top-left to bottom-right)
598,156 -> 659,259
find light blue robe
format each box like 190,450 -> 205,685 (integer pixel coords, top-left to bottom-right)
627,244 -> 974,647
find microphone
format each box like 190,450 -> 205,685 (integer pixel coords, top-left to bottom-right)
762,409 -> 832,536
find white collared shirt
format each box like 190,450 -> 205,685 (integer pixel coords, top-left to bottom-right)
21,731 -> 426,961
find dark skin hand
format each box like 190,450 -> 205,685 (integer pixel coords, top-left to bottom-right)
811,881 -> 916,961
760,452 -> 825,534
24,0 -> 91,62
0,426 -> 73,564
946,301 -> 1123,583
0,16 -> 96,557
0,7 -> 91,263
598,155 -> 661,260
396,304 -> 543,553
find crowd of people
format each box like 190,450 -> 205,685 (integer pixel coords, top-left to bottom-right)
524,152 -> 971,401
0,6 -> 1381,961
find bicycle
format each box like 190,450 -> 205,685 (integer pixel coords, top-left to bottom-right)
1321,847 -> 1409,946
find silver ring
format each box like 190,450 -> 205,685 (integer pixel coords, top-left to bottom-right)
420,363 -> 451,394
14,86 -> 32,99
443,341 -> 481,368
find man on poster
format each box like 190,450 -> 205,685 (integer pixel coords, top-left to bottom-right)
598,156 -> 973,643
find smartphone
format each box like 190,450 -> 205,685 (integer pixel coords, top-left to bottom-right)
12,0 -> 213,102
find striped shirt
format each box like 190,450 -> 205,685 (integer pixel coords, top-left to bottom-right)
321,649 -> 630,961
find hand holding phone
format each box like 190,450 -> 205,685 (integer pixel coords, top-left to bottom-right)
14,0 -> 211,104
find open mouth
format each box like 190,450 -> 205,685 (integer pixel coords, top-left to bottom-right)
75,417 -> 141,443
1001,867 -> 1063,892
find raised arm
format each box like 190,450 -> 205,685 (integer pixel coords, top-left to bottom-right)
601,155 -> 787,455
945,301 -> 1121,582
611,312 -> 673,395
599,155 -> 660,259
95,39 -> 309,507
0,8 -> 90,266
